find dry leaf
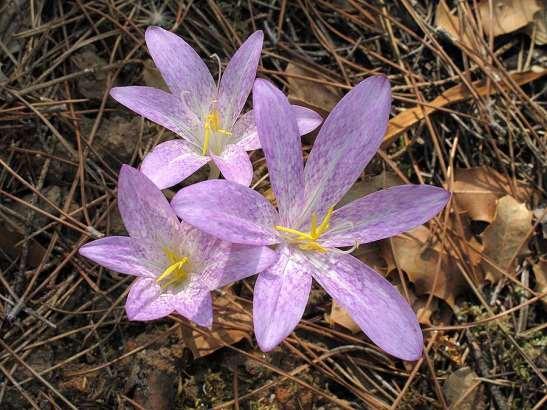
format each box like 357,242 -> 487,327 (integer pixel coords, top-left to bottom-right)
477,0 -> 542,37
381,225 -> 467,308
285,62 -> 342,113
481,195 -> 532,282
532,258 -> 547,308
382,69 -> 546,147
452,166 -> 532,222
436,0 -> 543,45
529,6 -> 547,44
435,0 -> 474,47
444,367 -> 485,410
181,292 -> 251,358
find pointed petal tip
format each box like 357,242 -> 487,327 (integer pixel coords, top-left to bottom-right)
119,164 -> 137,180
144,25 -> 166,38
256,337 -> 279,353
253,77 -> 275,94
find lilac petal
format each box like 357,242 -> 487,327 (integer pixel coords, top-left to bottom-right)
203,244 -> 278,289
110,86 -> 199,138
126,277 -> 175,320
117,165 -> 179,242
211,144 -> 253,186
218,31 -> 263,127
79,236 -> 155,277
171,280 -> 213,328
302,76 -> 391,221
171,179 -> 279,245
292,105 -> 323,134
253,246 -> 312,351
310,252 -> 423,361
321,185 -> 450,247
233,105 -> 322,152
140,140 -> 209,189
145,26 -> 215,114
253,79 -> 304,225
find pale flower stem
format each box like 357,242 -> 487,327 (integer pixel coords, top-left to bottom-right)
208,161 -> 220,179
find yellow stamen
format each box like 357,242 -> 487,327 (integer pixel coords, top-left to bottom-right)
202,109 -> 232,155
275,207 -> 334,253
156,249 -> 189,290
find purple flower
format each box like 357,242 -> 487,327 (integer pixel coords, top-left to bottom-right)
79,165 -> 277,327
110,27 -> 322,188
171,77 -> 450,360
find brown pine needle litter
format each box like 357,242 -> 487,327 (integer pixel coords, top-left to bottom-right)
0,1 -> 545,408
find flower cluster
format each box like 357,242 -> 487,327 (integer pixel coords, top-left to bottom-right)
80,27 -> 450,361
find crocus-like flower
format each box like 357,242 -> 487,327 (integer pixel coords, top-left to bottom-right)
79,165 -> 277,326
171,77 -> 450,360
110,27 -> 321,188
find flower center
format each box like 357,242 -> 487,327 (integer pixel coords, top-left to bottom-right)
156,248 -> 190,290
275,207 -> 334,253
202,109 -> 232,155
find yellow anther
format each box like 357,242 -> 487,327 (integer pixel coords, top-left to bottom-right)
275,207 -> 334,253
156,250 -> 189,290
202,109 -> 232,155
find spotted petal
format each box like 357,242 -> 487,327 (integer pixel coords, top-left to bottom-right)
117,165 -> 179,243
310,252 -> 423,361
141,140 -> 209,189
172,179 -> 279,245
203,244 -> 278,289
145,26 -> 215,115
253,79 -> 304,225
218,31 -> 263,128
79,236 -> 156,277
234,106 -> 323,151
211,144 -> 253,186
110,86 -> 199,138
302,76 -> 391,223
321,185 -> 450,247
253,246 -> 312,351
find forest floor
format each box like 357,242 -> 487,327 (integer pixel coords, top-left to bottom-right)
0,1 -> 546,409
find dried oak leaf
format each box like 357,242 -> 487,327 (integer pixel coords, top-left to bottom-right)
435,0 -> 474,47
381,225 -> 467,308
383,70 -> 545,147
452,166 -> 532,223
285,62 -> 342,114
480,195 -> 532,282
181,292 -> 251,358
477,0 -> 543,38
532,258 -> 547,308
444,367 -> 486,410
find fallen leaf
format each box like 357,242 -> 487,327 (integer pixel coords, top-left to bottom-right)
531,258 -> 546,307
285,62 -> 342,113
329,300 -> 361,333
452,166 -> 533,222
435,0 -> 543,45
381,225 -> 468,308
382,69 -> 546,147
443,367 -> 485,410
481,195 -> 532,282
529,6 -> 547,44
71,45 -> 112,100
181,292 -> 251,358
477,0 -> 542,37
435,0 -> 474,47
